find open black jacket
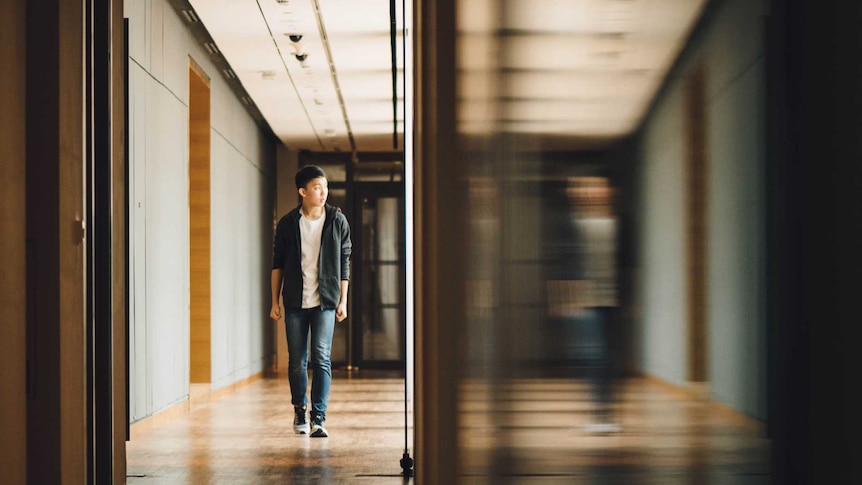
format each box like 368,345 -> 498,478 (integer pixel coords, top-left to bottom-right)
272,203 -> 352,310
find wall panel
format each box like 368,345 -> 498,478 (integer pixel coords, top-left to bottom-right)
130,61 -> 149,421
126,0 -> 276,421
638,87 -> 688,386
706,59 -> 766,419
145,79 -> 189,413
636,0 -> 767,418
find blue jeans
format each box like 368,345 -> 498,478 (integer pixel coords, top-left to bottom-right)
284,307 -> 336,421
560,308 -> 612,414
575,307 -> 613,418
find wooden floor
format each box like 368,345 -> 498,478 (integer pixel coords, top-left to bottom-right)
127,372 -> 769,484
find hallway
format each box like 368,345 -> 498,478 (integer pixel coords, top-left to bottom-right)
4,0 -> 862,482
459,378 -> 769,482
126,373 -> 768,483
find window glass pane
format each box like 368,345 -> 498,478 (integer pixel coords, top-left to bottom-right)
306,163 -> 346,182
331,321 -> 348,364
376,265 -> 401,305
327,188 -> 346,210
354,162 -> 403,182
362,308 -> 402,361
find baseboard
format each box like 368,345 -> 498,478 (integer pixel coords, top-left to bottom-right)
640,373 -> 697,400
129,366 -> 274,439
199,370 -> 266,408
129,399 -> 190,440
210,355 -> 276,391
710,398 -> 766,436
639,372 -> 765,436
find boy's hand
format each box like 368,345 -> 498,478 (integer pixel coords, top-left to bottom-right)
336,302 -> 347,322
270,304 -> 282,320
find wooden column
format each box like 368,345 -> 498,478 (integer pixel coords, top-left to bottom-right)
189,60 -> 212,384
0,0 -> 28,482
25,0 -> 87,481
685,64 -> 708,383
414,0 -> 464,482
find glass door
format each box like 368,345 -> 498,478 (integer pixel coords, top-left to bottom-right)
353,184 -> 405,368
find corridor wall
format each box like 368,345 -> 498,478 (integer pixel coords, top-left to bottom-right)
635,0 -> 767,420
126,0 -> 276,422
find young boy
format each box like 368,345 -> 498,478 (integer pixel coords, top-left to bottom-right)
270,165 -> 352,438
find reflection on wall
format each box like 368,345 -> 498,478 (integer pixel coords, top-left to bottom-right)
450,0 -> 767,479
361,196 -> 404,362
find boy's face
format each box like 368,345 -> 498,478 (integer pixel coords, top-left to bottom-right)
299,176 -> 328,208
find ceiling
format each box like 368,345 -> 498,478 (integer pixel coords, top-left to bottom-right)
190,0 -> 705,153
458,0 -> 708,149
190,0 -> 406,153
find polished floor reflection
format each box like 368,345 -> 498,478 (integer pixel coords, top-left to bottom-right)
459,378 -> 770,484
127,373 -> 768,484
127,371 -> 413,484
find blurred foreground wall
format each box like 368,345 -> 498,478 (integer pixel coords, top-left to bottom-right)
635,0 -> 767,419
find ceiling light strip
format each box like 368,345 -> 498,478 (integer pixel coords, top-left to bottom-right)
311,0 -> 356,154
180,9 -> 199,23
254,0 -> 324,149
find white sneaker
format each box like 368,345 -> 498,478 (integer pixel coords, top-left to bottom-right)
583,422 -> 621,434
310,419 -> 328,438
293,407 -> 310,435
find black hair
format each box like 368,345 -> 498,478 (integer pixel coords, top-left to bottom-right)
295,165 -> 327,190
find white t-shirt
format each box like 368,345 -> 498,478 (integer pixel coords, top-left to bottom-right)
299,211 -> 325,308
575,216 -> 618,308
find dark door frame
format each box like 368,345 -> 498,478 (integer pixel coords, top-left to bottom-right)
86,0 -> 116,481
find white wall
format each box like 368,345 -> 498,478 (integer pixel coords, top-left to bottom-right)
127,0 -> 277,421
703,0 -> 767,422
636,0 -> 767,419
638,86 -> 689,387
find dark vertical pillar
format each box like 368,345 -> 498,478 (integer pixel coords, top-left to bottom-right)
116,12 -> 130,484
26,0 -> 64,479
769,0 -> 862,482
90,0 -> 116,481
